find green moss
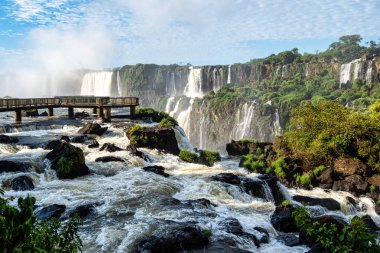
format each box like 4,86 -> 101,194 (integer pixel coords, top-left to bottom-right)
313,165 -> 326,176
370,185 -> 376,192
271,157 -> 288,178
201,229 -> 212,238
198,150 -> 221,166
296,174 -> 311,186
242,154 -> 265,173
282,200 -> 291,207
57,157 -> 73,178
159,117 -> 177,128
179,150 -> 198,163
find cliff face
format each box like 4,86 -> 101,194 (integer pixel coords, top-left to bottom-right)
75,57 -> 380,152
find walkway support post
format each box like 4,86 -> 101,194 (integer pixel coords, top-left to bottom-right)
14,110 -> 22,123
97,107 -> 104,118
68,107 -> 74,118
130,106 -> 136,119
48,107 -> 54,117
104,108 -> 111,122
92,107 -> 97,114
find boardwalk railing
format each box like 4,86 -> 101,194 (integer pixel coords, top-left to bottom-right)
0,96 -> 139,108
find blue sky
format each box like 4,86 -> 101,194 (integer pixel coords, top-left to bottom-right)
0,0 -> 379,70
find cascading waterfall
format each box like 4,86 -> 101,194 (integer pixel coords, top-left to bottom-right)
230,102 -> 256,140
273,109 -> 282,136
166,72 -> 177,96
366,60 -> 373,85
353,59 -> 364,80
177,99 -> 194,137
212,68 -> 224,93
169,97 -> 182,117
227,65 -> 231,84
184,67 -> 204,98
281,65 -> 287,78
116,71 -> 123,96
339,63 -> 351,88
199,100 -> 209,149
80,71 -> 114,96
165,97 -> 175,114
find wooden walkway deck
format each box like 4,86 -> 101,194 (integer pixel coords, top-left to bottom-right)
0,96 -> 139,123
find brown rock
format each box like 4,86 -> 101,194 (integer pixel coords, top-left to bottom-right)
334,157 -> 367,176
368,175 -> 380,188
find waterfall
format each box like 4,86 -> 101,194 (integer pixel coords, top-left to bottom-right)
212,68 -> 224,93
227,65 -> 231,84
281,65 -> 287,78
199,101 -> 209,149
166,72 -> 177,96
174,126 -> 195,152
273,109 -> 282,136
80,71 -> 114,96
165,97 -> 175,114
184,67 -> 204,98
169,97 -> 182,117
230,102 -> 256,140
177,99 -> 194,137
305,63 -> 309,77
366,60 -> 373,85
339,63 -> 352,88
353,59 -> 364,81
116,71 -> 123,96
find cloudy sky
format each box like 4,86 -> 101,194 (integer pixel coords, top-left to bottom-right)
0,0 -> 380,70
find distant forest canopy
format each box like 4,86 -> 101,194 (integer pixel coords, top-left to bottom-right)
251,35 -> 380,65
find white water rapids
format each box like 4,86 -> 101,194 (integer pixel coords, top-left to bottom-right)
0,112 -> 379,252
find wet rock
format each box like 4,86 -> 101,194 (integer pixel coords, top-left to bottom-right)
197,241 -> 251,253
292,195 -> 340,211
35,204 -> 66,220
226,140 -> 271,156
78,123 -> 108,136
220,218 -> 260,247
60,136 -> 70,143
253,227 -> 270,244
360,215 -> 380,232
44,140 -> 63,150
127,144 -> 151,161
75,112 -> 89,119
11,175 -> 34,191
0,160 -> 32,173
211,173 -> 241,185
45,142 -> 90,179
134,221 -> 209,253
277,233 -> 300,247
71,135 -> 87,143
95,156 -> 125,163
317,167 -> 334,185
22,109 -> 39,117
314,215 -> 347,230
270,205 -> 298,233
142,165 -> 169,177
334,157 -> 367,176
332,175 -> 368,195
160,197 -> 214,210
258,175 -> 286,206
88,140 -> 99,148
126,126 -> 180,155
39,111 -> 48,116
63,202 -> 102,220
99,143 -> 123,152
0,134 -> 18,144
240,178 -> 266,199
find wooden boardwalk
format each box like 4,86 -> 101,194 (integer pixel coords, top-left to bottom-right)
0,96 -> 139,123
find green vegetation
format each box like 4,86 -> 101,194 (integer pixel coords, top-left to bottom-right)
281,200 -> 291,207
283,100 -> 380,171
0,190 -> 82,252
296,174 -> 311,186
158,117 -> 177,128
178,150 -> 221,166
179,150 -> 198,163
201,229 -> 213,238
198,150 -> 221,166
313,165 -> 326,176
57,157 -> 74,178
271,157 -> 287,178
136,107 -> 178,127
370,185 -> 376,192
242,154 -> 265,173
292,206 -> 379,252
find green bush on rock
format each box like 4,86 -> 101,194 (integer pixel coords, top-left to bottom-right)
198,150 -> 221,166
271,157 -> 288,178
0,190 -> 82,252
136,107 -> 178,126
179,150 -> 198,163
242,154 -> 265,173
292,206 -> 380,252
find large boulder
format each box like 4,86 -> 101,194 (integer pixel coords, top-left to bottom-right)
126,144 -> 151,162
219,218 -> 260,247
292,195 -> 340,211
134,221 -> 209,253
142,165 -> 169,177
270,205 -> 299,233
44,140 -> 63,150
35,204 -> 66,220
226,140 -> 271,156
0,134 -> 18,144
22,109 -> 39,117
333,175 -> 368,195
88,140 -> 100,148
45,142 -> 90,179
11,175 -> 34,191
368,175 -> 380,188
258,175 -> 287,206
211,173 -> 241,185
334,157 -> 367,176
126,126 -> 180,155
0,160 -> 32,173
78,123 -> 108,136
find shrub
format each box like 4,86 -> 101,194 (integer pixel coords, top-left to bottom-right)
159,117 -> 177,128
201,229 -> 212,238
57,157 -> 74,178
0,190 -> 82,252
296,174 -> 311,186
370,185 -> 376,192
198,150 -> 221,166
313,165 -> 326,176
136,107 -> 178,126
272,157 -> 288,178
292,206 -> 380,252
179,150 -> 198,163
282,200 -> 291,207
242,154 -> 265,173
